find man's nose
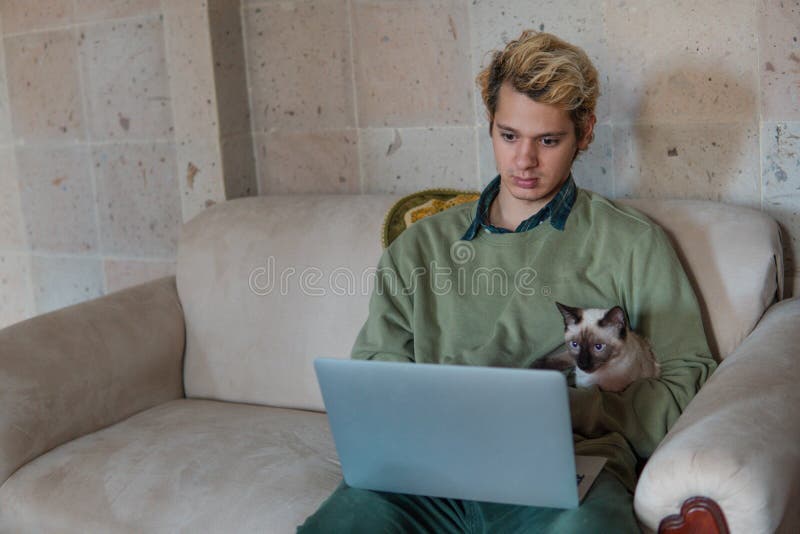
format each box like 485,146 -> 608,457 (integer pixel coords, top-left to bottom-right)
515,139 -> 538,168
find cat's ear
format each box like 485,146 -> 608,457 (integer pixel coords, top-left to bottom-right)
599,306 -> 628,337
555,302 -> 582,327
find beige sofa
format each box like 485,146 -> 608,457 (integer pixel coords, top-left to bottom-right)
1,194 -> 798,533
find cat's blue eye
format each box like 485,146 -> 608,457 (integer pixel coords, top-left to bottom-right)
594,343 -> 605,351
570,341 -> 578,348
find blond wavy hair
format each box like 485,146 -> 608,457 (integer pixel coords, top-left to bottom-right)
477,31 -> 599,145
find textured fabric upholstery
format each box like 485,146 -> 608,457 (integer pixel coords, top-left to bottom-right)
633,297 -> 800,533
0,276 -> 185,486
0,194 -> 789,533
177,195 -> 397,411
0,400 -> 341,533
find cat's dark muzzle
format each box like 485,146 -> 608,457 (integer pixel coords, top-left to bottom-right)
577,353 -> 594,372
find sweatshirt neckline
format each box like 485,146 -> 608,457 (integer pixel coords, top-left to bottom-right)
466,190 -> 586,247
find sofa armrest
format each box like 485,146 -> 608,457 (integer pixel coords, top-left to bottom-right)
634,297 -> 800,533
0,276 -> 185,485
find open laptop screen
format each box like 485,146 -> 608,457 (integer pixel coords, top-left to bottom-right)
315,358 -> 581,509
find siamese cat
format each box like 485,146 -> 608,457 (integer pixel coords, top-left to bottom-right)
533,302 -> 661,392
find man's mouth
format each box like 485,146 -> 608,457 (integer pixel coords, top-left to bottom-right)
512,176 -> 539,189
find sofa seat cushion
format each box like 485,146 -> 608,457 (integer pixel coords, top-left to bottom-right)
0,399 -> 341,533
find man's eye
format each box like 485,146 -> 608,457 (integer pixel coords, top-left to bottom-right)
501,132 -> 516,142
541,137 -> 559,146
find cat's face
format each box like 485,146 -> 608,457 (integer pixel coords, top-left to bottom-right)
555,302 -> 627,373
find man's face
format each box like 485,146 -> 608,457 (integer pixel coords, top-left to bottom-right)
490,82 -> 594,213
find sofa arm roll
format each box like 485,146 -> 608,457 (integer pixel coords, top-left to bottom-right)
0,276 -> 185,485
634,297 -> 800,533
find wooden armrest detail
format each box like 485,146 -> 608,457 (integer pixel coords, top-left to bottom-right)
658,497 -> 729,534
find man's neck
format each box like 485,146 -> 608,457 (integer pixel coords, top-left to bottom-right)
488,187 -> 553,231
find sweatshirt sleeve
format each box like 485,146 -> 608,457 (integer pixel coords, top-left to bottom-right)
568,225 -> 717,459
350,246 -> 415,362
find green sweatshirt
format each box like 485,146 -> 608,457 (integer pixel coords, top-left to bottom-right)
351,188 -> 716,491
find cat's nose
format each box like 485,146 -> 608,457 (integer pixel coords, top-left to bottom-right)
577,354 -> 593,371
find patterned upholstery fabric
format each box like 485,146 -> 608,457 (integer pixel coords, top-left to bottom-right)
382,188 -> 479,248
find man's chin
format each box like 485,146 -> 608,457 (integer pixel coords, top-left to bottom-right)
508,188 -> 548,202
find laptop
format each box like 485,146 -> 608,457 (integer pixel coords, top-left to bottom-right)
314,358 -> 606,509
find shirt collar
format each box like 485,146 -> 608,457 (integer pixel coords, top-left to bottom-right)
461,174 -> 577,241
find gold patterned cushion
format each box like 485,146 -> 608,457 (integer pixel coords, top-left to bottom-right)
382,188 -> 480,248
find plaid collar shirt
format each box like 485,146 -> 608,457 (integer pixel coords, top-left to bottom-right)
461,174 -> 578,241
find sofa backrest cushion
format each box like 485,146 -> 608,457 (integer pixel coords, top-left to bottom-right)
177,195 -> 783,411
620,199 -> 783,360
177,195 -> 396,411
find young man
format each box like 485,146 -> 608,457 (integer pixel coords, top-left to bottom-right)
299,31 -> 716,532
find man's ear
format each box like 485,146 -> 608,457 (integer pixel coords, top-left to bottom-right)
577,114 -> 596,151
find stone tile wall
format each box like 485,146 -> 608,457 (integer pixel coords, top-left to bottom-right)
242,0 -> 800,296
0,0 -> 798,327
0,0 -> 255,327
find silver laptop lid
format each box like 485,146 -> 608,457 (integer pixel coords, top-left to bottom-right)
314,358 -> 579,509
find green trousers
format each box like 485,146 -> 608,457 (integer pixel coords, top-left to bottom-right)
297,471 -> 641,533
